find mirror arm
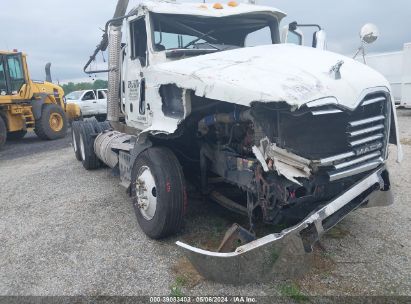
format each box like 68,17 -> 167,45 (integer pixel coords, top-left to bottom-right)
290,22 -> 322,31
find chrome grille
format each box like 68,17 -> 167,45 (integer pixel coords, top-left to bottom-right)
317,92 -> 391,181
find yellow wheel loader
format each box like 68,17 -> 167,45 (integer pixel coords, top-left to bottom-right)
0,50 -> 80,148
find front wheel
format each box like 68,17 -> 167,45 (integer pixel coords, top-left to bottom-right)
7,130 -> 27,140
131,147 -> 186,239
0,115 -> 6,148
34,104 -> 68,140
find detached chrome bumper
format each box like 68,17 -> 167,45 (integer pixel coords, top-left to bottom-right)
176,166 -> 393,284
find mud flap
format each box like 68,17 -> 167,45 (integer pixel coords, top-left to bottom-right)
176,166 -> 392,284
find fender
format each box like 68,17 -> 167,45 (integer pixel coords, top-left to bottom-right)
130,137 -> 153,167
0,111 -> 7,128
117,136 -> 152,194
31,93 -> 52,120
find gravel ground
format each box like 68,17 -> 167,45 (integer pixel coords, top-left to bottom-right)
0,110 -> 410,297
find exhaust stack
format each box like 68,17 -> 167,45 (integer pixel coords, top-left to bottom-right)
45,63 -> 52,82
107,0 -> 129,122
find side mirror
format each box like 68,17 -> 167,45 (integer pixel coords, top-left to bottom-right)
360,23 -> 379,44
313,30 -> 327,50
353,23 -> 379,63
289,21 -> 298,32
283,22 -> 326,49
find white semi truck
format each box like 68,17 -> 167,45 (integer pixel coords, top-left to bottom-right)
72,0 -> 402,283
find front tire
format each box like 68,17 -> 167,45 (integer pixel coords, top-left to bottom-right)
7,130 -> 27,140
34,104 -> 68,140
0,115 -> 6,148
131,147 -> 186,239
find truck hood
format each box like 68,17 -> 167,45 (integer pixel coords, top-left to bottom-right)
151,44 -> 390,110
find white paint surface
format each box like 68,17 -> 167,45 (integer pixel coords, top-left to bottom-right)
150,44 -> 390,110
137,1 -> 286,19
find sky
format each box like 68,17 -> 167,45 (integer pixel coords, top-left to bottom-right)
1,0 -> 410,83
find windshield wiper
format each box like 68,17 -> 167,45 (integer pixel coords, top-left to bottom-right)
166,48 -> 219,58
183,30 -> 217,49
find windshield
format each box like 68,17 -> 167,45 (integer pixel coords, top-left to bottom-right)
151,13 -> 280,57
66,91 -> 84,100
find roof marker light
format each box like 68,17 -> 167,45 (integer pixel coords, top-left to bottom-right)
227,1 -> 238,7
213,3 -> 223,9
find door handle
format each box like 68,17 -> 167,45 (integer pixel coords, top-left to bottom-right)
93,101 -> 97,103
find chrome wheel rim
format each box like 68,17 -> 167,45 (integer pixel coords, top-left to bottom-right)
49,113 -> 64,132
72,129 -> 78,153
136,166 -> 157,221
79,133 -> 85,161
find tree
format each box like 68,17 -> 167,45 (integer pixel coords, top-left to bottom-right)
93,79 -> 108,90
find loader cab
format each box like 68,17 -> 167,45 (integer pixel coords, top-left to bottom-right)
0,52 -> 28,100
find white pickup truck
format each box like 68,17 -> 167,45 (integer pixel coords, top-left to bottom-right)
65,89 -> 108,118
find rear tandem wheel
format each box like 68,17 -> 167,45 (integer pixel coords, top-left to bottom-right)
78,121 -> 100,170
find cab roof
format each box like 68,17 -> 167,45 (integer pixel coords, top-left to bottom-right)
131,1 -> 286,20
0,50 -> 26,56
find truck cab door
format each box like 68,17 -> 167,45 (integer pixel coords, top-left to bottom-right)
123,16 -> 149,129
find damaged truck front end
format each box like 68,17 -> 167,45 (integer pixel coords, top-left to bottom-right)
178,166 -> 392,284
176,88 -> 396,283
79,0 -> 402,284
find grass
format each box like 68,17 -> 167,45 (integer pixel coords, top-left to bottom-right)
325,226 -> 350,239
320,249 -> 336,260
175,275 -> 188,286
400,137 -> 411,146
208,216 -> 229,239
278,283 -> 309,303
183,214 -> 230,251
170,285 -> 185,297
270,249 -> 280,265
171,257 -> 203,294
169,276 -> 187,297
